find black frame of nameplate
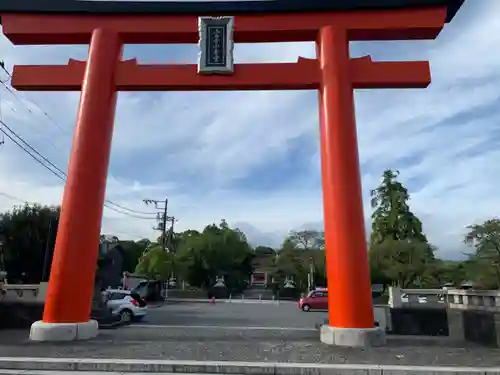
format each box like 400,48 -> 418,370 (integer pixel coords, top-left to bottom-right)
198,16 -> 234,75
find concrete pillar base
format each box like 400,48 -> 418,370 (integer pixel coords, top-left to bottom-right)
29,320 -> 98,342
320,324 -> 386,348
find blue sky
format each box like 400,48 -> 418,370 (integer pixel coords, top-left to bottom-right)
0,0 -> 498,259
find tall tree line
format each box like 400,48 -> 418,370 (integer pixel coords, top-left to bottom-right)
1,169 -> 500,290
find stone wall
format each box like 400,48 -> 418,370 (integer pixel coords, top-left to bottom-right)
0,301 -> 44,329
390,307 -> 449,336
448,308 -> 500,347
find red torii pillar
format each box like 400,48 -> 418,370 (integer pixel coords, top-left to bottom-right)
1,6 -> 445,346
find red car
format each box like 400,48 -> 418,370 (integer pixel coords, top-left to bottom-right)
298,288 -> 328,311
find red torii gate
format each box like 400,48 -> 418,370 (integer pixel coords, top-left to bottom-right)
0,0 -> 463,346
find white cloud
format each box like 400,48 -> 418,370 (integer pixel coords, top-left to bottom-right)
0,1 -> 498,259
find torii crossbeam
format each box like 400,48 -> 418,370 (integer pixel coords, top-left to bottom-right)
0,0 -> 464,346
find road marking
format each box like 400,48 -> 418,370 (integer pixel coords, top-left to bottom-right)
125,324 -> 318,331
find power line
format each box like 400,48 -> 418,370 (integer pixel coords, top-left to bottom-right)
0,63 -> 69,152
0,191 -> 155,253
0,119 -> 157,219
0,191 -> 30,204
0,64 -> 68,135
143,198 -> 178,251
104,200 -> 157,216
0,62 -> 158,218
0,78 -> 66,152
110,230 -> 152,240
0,119 -> 66,179
0,120 -> 65,181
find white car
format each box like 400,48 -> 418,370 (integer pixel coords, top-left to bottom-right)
104,289 -> 148,323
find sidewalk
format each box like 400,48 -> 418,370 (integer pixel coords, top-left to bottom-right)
1,326 -> 499,368
0,357 -> 498,374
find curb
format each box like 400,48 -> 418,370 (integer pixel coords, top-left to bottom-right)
147,303 -> 166,309
0,357 -> 498,374
164,298 -> 297,304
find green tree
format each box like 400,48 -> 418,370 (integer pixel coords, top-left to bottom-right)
288,229 -> 324,250
134,244 -> 175,280
312,254 -> 326,287
370,170 -> 428,245
465,219 -> 500,288
272,236 -> 308,290
252,246 -> 277,280
1,204 -> 60,283
369,170 -> 436,287
175,220 -> 254,292
271,231 -> 327,292
274,249 -> 305,281
254,246 -> 276,256
298,250 -> 326,288
369,249 -> 393,286
120,239 -> 150,273
422,259 -> 468,287
369,239 -> 435,288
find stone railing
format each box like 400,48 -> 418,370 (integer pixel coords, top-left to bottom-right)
389,286 -> 500,312
445,289 -> 500,312
388,287 -> 445,308
0,283 -> 47,303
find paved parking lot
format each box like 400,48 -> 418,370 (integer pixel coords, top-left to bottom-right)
144,301 -> 328,328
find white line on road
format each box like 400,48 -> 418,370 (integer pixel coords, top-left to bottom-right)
125,324 -> 317,331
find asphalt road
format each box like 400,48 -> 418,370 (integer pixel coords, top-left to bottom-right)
144,301 -> 328,328
1,302 -> 500,366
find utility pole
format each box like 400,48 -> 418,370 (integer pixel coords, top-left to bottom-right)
161,200 -> 168,251
143,198 -> 169,252
166,215 -> 177,251
41,218 -> 53,282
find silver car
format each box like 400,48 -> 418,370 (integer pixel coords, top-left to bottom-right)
104,289 -> 148,323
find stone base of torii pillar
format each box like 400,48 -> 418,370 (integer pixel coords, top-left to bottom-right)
320,325 -> 386,348
29,320 -> 99,342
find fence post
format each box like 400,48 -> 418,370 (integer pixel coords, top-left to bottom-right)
388,286 -> 403,308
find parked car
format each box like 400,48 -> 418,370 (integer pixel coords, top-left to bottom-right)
103,289 -> 148,323
298,288 -> 328,312
91,296 -> 121,327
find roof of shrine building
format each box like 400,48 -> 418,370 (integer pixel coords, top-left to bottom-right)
0,0 -> 464,22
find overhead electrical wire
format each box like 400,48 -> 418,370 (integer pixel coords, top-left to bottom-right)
0,119 -> 66,179
0,64 -> 68,135
0,191 -> 152,241
0,191 -> 30,204
0,64 -> 158,219
0,120 -> 157,219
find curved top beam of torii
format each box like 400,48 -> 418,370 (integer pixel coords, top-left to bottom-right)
0,0 -> 464,22
0,0 -> 465,91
